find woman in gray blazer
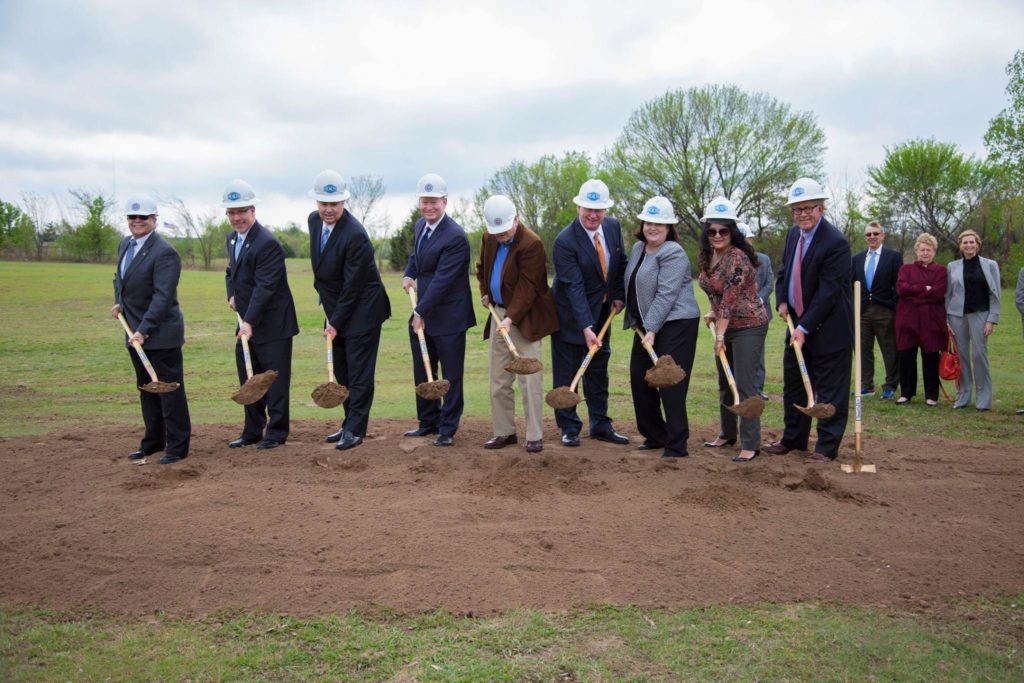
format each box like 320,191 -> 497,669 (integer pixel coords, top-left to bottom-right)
622,197 -> 700,458
945,230 -> 1001,411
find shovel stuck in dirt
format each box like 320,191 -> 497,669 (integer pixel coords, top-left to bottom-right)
545,309 -> 618,409
408,289 -> 450,400
784,313 -> 836,419
487,304 -> 542,375
706,321 -> 764,418
116,313 -> 180,393
633,327 -> 685,388
842,282 -> 876,473
232,312 -> 278,405
311,336 -> 349,408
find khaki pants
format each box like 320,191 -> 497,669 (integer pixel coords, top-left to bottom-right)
489,306 -> 544,441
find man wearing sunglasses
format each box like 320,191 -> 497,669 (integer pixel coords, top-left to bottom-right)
763,178 -> 854,462
852,221 -> 902,399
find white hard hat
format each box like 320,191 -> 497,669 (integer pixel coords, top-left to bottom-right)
737,222 -> 753,239
124,195 -> 158,216
636,196 -> 678,224
417,173 -> 448,198
309,169 -> 350,202
483,194 -> 517,234
573,179 -> 614,210
220,179 -> 259,208
786,177 -> 828,205
701,196 -> 738,222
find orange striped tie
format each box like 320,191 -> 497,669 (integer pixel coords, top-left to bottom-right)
594,232 -> 608,281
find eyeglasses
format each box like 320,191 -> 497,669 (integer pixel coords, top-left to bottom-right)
705,227 -> 731,237
127,215 -> 152,221
864,232 -> 881,237
790,205 -> 819,216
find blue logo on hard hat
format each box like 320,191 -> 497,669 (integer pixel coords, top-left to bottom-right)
494,217 -> 503,226
714,203 -> 727,213
424,183 -> 434,192
227,191 -> 241,201
586,191 -> 600,201
793,187 -> 805,197
131,202 -> 140,211
646,206 -> 660,215
324,184 -> 337,193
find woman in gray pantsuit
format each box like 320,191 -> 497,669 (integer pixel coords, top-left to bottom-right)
945,230 -> 1001,411
698,198 -> 769,462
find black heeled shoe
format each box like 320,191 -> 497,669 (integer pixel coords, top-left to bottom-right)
732,450 -> 759,462
703,438 -> 736,448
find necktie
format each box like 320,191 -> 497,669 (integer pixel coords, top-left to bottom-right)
418,227 -> 432,257
122,239 -> 136,277
234,235 -> 244,262
594,232 -> 608,281
320,227 -> 331,254
792,234 -> 805,316
865,251 -> 877,290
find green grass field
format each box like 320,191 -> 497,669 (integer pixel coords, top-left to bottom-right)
1,260 -> 1023,680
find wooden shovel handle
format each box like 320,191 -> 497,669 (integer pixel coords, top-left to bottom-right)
487,303 -> 521,358
325,335 -> 334,383
236,312 -> 254,380
633,327 -> 658,363
409,289 -> 435,383
784,313 -> 816,406
117,313 -> 159,384
707,321 -> 740,405
568,309 -> 618,393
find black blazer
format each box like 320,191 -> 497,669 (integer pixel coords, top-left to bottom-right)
403,213 -> 476,336
550,216 -> 627,345
225,221 -> 299,341
308,210 -> 390,334
774,218 -> 854,354
113,231 -> 185,350
852,246 -> 902,311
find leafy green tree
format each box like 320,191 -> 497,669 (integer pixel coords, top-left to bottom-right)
168,196 -> 231,269
0,198 -> 33,256
275,222 -> 310,259
388,207 -> 420,271
603,84 -> 826,241
985,50 -> 1024,184
60,191 -> 120,262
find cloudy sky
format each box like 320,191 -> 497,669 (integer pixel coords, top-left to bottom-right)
1,0 -> 1022,232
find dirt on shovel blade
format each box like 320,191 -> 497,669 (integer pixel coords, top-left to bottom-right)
415,379 -> 450,400
546,386 -> 582,409
231,370 -> 279,405
141,380 -> 180,394
644,356 -> 685,388
505,357 -> 542,375
311,382 -> 349,408
797,402 -> 836,419
726,395 -> 765,419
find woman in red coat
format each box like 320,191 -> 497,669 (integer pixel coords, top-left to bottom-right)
895,233 -> 948,406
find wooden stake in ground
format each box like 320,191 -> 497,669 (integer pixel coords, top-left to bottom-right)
545,309 -> 618,409
486,304 -> 542,375
705,320 -> 764,418
311,336 -> 349,408
842,281 -> 876,473
783,313 -> 836,419
231,312 -> 278,405
408,289 -> 450,400
633,327 -> 685,388
116,313 -> 179,393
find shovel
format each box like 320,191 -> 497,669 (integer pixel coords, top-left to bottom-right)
633,327 -> 685,388
486,303 -> 542,375
546,309 -> 618,409
706,321 -> 764,418
311,336 -> 349,408
408,289 -> 450,400
842,282 -> 875,473
116,313 -> 179,393
231,311 -> 278,405
784,313 -> 836,419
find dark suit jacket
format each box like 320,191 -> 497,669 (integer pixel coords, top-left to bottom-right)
225,221 -> 299,341
403,213 -> 476,336
474,225 -> 559,342
114,231 -> 185,349
550,216 -> 627,345
774,218 -> 854,354
853,245 -> 902,311
309,210 -> 390,334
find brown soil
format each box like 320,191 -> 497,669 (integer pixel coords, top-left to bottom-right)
231,370 -> 278,405
504,356 -> 542,375
1,419 -> 1022,618
644,356 -> 685,388
310,382 -> 349,409
414,379 -> 450,401
545,386 -> 581,409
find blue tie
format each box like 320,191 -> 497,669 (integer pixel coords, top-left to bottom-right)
418,227 -> 431,257
320,227 -> 330,254
234,235 -> 244,262
122,239 -> 136,277
865,251 -> 877,290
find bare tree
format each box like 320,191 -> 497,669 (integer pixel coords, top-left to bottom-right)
347,174 -> 386,236
167,196 -> 223,270
19,192 -> 52,260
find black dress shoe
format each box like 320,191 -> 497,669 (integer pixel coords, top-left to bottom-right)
335,432 -> 363,451
703,438 -> 736,448
762,441 -> 793,455
661,451 -> 689,459
128,450 -> 149,460
228,436 -> 260,448
256,439 -> 281,450
433,435 -> 454,447
591,429 -> 630,445
484,434 -> 517,449
158,453 -> 185,465
404,426 -> 439,437
638,441 -> 665,451
732,450 -> 759,462
525,440 -> 543,453
325,427 -> 346,443
561,433 -> 580,447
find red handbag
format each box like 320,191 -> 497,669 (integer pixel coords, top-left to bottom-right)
939,325 -> 960,383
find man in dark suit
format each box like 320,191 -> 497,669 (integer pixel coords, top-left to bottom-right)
550,179 -> 629,447
763,178 -> 854,462
475,194 -> 559,453
307,169 -> 391,451
852,220 -> 902,399
111,196 -> 191,465
401,173 -> 476,447
222,179 -> 299,451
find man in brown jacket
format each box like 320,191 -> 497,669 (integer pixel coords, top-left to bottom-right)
475,195 -> 559,453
